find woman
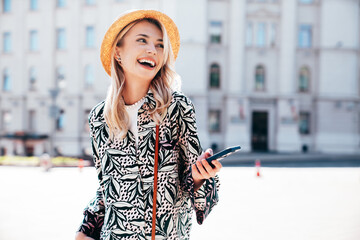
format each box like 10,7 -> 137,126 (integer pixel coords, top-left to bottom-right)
76,9 -> 221,240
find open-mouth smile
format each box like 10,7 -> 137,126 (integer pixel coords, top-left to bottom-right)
137,58 -> 156,69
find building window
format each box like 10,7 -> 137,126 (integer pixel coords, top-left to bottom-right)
270,23 -> 277,47
28,110 -> 36,132
246,23 -> 253,46
209,63 -> 220,89
86,26 -> 95,48
29,67 -> 36,91
298,24 -> 312,48
209,21 -> 222,44
3,0 -> 11,12
85,64 -> 94,88
57,0 -> 66,7
299,112 -> 310,134
299,0 -> 313,3
85,0 -> 95,5
209,110 -> 221,133
56,66 -> 66,88
3,68 -> 11,92
29,30 -> 38,51
56,28 -> 66,50
298,66 -> 310,92
3,32 -> 11,53
256,22 -> 266,47
56,109 -> 65,131
1,111 -> 12,130
255,65 -> 265,91
30,0 -> 38,10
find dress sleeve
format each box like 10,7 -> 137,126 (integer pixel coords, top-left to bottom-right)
77,187 -> 105,239
77,110 -> 105,239
177,99 -> 220,225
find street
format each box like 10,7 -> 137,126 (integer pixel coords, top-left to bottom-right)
0,166 -> 359,240
221,152 -> 360,167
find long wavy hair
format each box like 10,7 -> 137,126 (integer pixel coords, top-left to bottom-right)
104,18 -> 179,140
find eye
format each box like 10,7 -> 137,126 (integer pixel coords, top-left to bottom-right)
137,38 -> 146,43
156,43 -> 164,49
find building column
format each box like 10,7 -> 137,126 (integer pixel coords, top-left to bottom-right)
225,0 -> 250,150
276,0 -> 301,152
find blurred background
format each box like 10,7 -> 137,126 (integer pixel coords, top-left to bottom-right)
0,0 -> 360,240
0,0 -> 359,158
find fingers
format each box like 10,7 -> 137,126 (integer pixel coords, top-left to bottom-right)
202,159 -> 217,178
192,148 -> 223,181
193,159 -> 222,180
196,160 -> 211,179
211,159 -> 222,171
204,148 -> 213,158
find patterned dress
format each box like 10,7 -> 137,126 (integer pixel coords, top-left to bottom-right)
78,91 -> 220,240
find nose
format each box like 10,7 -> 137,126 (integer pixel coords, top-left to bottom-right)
146,43 -> 156,55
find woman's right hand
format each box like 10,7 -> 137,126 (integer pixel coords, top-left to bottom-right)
75,232 -> 95,240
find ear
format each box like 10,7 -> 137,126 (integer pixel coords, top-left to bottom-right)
115,46 -> 121,58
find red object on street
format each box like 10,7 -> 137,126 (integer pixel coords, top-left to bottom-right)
255,159 -> 261,177
78,158 -> 84,171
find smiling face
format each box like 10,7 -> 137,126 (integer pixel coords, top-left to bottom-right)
115,20 -> 164,84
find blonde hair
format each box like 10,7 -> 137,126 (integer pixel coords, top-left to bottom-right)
104,18 -> 179,140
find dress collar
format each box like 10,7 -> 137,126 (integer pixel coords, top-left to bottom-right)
144,89 -> 156,109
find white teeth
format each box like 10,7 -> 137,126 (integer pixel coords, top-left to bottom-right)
138,59 -> 155,67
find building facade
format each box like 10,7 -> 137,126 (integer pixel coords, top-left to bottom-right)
0,0 -> 359,157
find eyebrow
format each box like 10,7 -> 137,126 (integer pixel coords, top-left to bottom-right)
136,34 -> 163,42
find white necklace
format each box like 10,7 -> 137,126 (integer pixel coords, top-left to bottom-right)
125,96 -> 146,110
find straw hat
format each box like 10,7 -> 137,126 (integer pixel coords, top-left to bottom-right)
100,9 -> 180,76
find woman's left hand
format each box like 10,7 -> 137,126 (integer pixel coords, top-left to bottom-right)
192,148 -> 222,191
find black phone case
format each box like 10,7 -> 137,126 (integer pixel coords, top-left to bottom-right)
206,145 -> 241,167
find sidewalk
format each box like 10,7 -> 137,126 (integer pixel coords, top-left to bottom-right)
221,152 -> 360,167
0,166 -> 359,240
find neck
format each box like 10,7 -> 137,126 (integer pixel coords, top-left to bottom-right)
122,78 -> 151,105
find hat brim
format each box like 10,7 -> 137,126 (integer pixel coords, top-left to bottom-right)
100,9 -> 180,76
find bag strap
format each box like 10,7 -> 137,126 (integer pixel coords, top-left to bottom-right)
151,124 -> 160,240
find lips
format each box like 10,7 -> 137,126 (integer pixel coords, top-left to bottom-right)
137,57 -> 156,69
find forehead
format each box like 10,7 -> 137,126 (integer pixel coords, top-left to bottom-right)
126,20 -> 163,39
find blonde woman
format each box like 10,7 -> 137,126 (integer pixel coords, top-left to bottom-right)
76,10 -> 221,240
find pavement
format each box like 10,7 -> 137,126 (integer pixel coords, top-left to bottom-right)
0,166 -> 359,240
221,152 -> 360,167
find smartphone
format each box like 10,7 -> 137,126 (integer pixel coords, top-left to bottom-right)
206,145 -> 241,167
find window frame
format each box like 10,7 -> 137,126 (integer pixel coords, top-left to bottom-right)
56,109 -> 65,131
30,0 -> 38,10
29,30 -> 38,51
29,67 -> 37,91
255,65 -> 266,91
3,0 -> 11,12
299,111 -> 311,135
3,32 -> 11,53
84,64 -> 94,89
208,109 -> 221,133
3,68 -> 11,92
57,0 -> 66,8
298,66 -> 310,92
209,63 -> 221,89
298,24 -> 312,48
85,26 -> 95,48
209,21 -> 223,44
56,28 -> 66,50
256,22 -> 266,47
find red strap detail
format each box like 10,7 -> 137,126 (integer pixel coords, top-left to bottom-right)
151,125 -> 159,240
